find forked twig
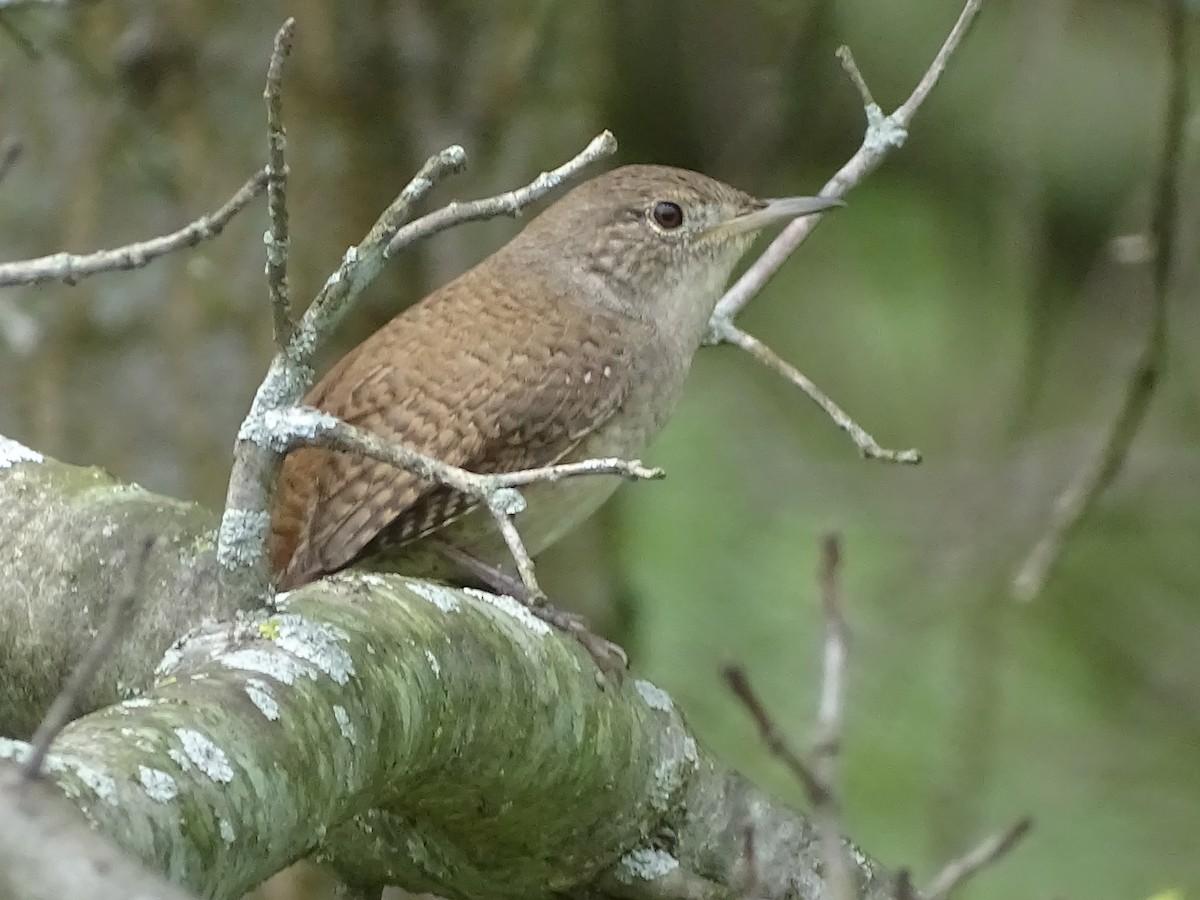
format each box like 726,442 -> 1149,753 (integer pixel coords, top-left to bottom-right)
725,533 -> 854,900
257,407 -> 661,598
1011,0 -> 1186,602
708,0 -> 985,464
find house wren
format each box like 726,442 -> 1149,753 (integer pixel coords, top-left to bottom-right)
270,165 -> 837,601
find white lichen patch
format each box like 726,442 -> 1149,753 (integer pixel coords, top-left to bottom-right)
244,678 -> 280,721
333,705 -> 357,743
167,748 -> 191,772
0,435 -> 43,468
406,581 -> 461,613
0,737 -> 30,761
58,757 -> 118,805
463,588 -> 551,636
616,847 -> 680,883
274,616 -> 355,685
634,679 -> 674,712
174,729 -> 234,783
139,766 -> 179,802
118,697 -> 158,710
219,818 -> 236,845
215,508 -> 271,569
243,407 -> 341,452
222,647 -> 311,686
424,648 -> 441,677
357,572 -> 387,588
649,737 -> 697,813
155,622 -> 232,679
155,643 -> 185,678
681,735 -> 698,770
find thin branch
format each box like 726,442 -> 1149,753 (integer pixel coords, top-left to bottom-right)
287,145 -> 469,363
724,534 -> 854,900
22,537 -> 156,779
835,47 -> 876,109
258,406 -> 659,601
706,0 -> 984,465
291,130 -> 616,367
384,130 -> 617,258
714,321 -> 921,463
893,869 -> 918,900
722,665 -> 825,802
265,407 -> 659,507
711,0 -> 983,323
264,18 -> 296,349
0,168 -> 269,287
1011,0 -> 1185,602
220,132 -> 618,595
811,533 -> 853,900
893,0 -> 987,125
0,135 -> 22,185
922,817 -> 1033,900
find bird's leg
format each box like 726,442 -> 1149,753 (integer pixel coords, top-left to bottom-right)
433,540 -> 629,677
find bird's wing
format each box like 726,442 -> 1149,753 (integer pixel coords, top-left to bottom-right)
269,286 -> 641,590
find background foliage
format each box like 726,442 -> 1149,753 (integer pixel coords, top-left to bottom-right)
1,1 -> 1198,898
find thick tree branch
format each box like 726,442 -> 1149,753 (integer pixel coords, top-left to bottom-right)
0,441 -> 900,900
0,763 -> 198,900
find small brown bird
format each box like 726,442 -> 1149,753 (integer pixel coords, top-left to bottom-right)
270,165 -> 836,615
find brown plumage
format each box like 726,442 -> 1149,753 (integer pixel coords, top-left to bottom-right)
269,165 -> 837,590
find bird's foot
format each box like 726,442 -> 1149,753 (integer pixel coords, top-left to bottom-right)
523,599 -> 628,681
435,541 -> 629,680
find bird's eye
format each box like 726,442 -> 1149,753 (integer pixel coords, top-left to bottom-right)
651,200 -> 684,230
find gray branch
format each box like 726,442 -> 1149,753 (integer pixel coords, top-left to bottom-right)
0,169 -> 269,287
0,436 -> 901,900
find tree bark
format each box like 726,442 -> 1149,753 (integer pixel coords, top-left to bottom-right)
0,435 -> 900,900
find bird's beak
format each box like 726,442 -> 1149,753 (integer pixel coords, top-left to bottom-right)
710,195 -> 844,238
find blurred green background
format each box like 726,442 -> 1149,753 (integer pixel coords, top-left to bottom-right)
1,1 -> 1198,898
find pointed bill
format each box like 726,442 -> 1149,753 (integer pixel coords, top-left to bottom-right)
712,195 -> 844,238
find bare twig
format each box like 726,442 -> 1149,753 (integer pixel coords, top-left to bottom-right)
264,18 -> 296,349
0,135 -> 23,185
922,817 -> 1033,900
1011,0 -> 1185,602
715,0 -> 983,323
383,131 -> 617,259
835,47 -> 876,109
814,535 -> 848,751
22,537 -> 156,779
811,534 -> 853,900
893,869 -> 918,900
220,131 -> 618,595
289,129 -> 615,369
738,824 -> 760,898
722,665 -> 824,801
0,168 -> 269,287
707,0 -> 984,464
255,407 -> 660,599
287,145 -> 469,362
725,533 -> 854,900
714,321 -> 921,463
